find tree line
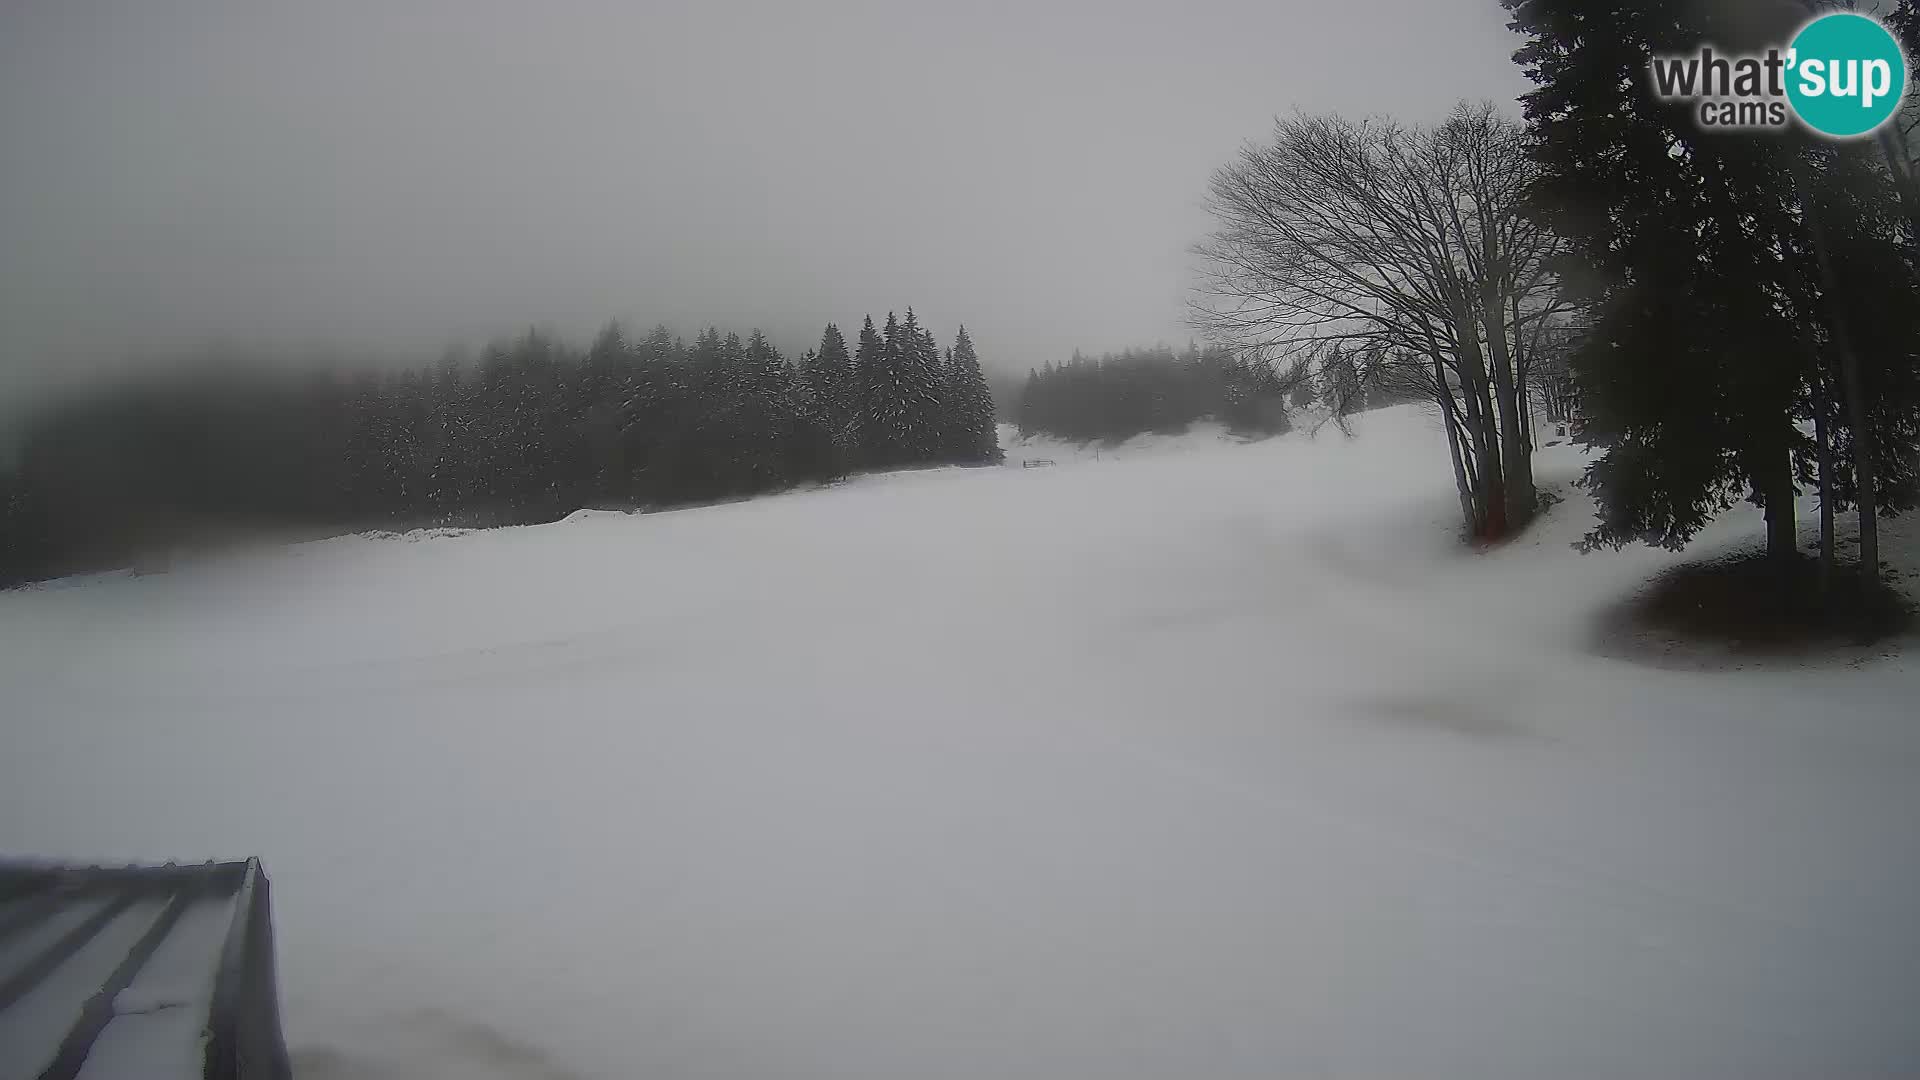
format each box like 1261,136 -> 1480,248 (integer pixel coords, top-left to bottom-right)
0,310 -> 1001,585
1015,343 -> 1294,443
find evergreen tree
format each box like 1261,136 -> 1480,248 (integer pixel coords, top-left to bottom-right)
1508,0 -> 1783,558
1017,369 -> 1040,437
724,330 -> 801,488
790,349 -> 840,478
946,326 -> 1003,463
803,323 -> 856,453
896,309 -> 948,463
938,345 -> 959,456
620,324 -> 682,501
859,312 -> 930,467
669,328 -> 734,497
579,322 -> 631,496
1506,0 -> 1920,588
852,315 -> 887,467
422,352 -> 474,520
688,330 -> 771,493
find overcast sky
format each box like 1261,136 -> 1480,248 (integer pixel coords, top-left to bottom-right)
0,0 -> 1530,405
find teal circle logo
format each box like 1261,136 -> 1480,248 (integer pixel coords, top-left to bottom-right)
1786,13 -> 1908,138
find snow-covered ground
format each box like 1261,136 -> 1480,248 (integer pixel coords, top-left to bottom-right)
2,404 -> 1916,1079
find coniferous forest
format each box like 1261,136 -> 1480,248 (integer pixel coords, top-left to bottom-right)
1015,343 -> 1293,443
0,312 -> 1001,585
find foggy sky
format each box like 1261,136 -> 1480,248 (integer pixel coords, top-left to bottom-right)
0,0 -> 1529,406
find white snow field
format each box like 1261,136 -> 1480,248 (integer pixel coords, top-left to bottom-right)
3,404 -> 1917,1080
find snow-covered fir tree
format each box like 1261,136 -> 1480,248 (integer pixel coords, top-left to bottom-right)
945,325 -> 1003,463
859,312 -> 928,468
894,308 -> 948,463
851,315 -> 888,467
801,323 -> 856,454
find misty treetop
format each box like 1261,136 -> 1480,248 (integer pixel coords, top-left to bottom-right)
0,314 -> 1003,585
1016,342 -> 1294,444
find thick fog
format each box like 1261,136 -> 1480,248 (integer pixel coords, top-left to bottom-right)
0,0 -> 1528,407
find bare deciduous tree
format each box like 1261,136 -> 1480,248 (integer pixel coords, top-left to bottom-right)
1194,101 -> 1568,540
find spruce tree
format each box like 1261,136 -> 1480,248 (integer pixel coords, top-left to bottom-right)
1507,0 -> 1813,570
791,349 -> 840,478
1510,0 -> 1920,593
726,330 -> 799,489
584,321 -> 628,387
581,322 -> 631,495
621,324 -> 682,502
860,312 -> 917,468
936,345 -> 961,460
852,315 -> 888,467
1018,369 -> 1039,437
947,326 -> 1003,463
896,308 -> 948,463
673,328 -> 736,496
803,323 -> 855,453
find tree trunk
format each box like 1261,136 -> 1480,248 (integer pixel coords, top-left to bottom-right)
1813,378 -> 1835,598
1436,354 -> 1478,538
1760,439 -> 1797,569
1452,300 -> 1506,538
1481,279 -> 1535,529
1798,162 -> 1881,584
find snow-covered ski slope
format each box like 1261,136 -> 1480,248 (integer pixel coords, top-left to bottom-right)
3,404 -> 1916,1080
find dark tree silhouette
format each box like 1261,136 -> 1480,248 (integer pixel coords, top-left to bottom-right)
1,310 -> 1008,585
1017,343 -> 1291,443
